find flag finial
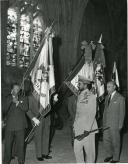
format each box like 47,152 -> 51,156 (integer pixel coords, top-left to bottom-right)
98,34 -> 102,43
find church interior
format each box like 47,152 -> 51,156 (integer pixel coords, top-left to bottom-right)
1,0 -> 127,163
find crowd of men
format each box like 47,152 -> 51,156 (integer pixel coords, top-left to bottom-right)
2,75 -> 125,164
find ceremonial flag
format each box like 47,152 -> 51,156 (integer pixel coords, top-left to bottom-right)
95,64 -> 105,100
30,34 -> 55,114
64,41 -> 94,96
70,61 -> 94,89
111,61 -> 119,88
94,34 -> 105,101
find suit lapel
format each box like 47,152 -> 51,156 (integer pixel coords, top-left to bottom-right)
106,95 -> 110,107
109,92 -> 118,105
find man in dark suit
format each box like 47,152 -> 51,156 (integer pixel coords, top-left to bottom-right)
68,94 -> 77,126
3,83 -> 28,164
103,81 -> 125,163
27,92 -> 52,161
67,94 -> 77,145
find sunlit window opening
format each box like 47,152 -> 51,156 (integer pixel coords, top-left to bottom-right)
19,14 -> 30,67
6,8 -> 17,67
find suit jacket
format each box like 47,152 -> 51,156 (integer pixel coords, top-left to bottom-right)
103,91 -> 125,130
27,94 -> 40,119
5,94 -> 28,131
27,94 -> 50,126
67,95 -> 77,126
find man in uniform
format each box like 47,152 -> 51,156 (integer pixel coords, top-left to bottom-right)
103,81 -> 125,163
73,75 -> 98,163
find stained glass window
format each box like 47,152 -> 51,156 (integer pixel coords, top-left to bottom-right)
6,8 -> 17,67
6,7 -> 44,68
33,16 -> 44,53
19,14 -> 30,68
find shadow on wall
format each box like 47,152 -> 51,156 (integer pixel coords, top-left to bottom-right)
4,67 -> 24,86
53,36 -> 62,88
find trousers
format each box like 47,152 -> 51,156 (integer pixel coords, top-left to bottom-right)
34,118 -> 50,158
3,129 -> 25,164
74,133 -> 95,163
103,128 -> 120,161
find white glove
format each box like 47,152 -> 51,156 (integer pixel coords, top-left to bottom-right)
32,117 -> 40,126
53,94 -> 58,102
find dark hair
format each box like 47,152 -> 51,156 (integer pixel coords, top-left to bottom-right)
11,82 -> 20,89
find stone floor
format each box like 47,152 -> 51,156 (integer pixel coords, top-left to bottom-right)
2,123 -> 128,164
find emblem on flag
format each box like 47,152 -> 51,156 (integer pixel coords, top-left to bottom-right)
30,31 -> 55,114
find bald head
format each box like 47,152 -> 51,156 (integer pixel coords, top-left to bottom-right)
107,81 -> 116,94
107,81 -> 116,86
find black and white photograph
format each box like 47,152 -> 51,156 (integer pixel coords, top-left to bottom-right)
0,0 -> 127,163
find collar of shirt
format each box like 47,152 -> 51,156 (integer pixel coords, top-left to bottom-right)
12,95 -> 15,98
111,90 -> 116,99
12,95 -> 17,99
79,89 -> 89,95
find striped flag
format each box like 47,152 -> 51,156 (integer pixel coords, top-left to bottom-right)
111,61 -> 119,88
94,34 -> 106,101
64,40 -> 94,96
95,63 -> 105,100
30,34 -> 55,115
70,61 -> 94,90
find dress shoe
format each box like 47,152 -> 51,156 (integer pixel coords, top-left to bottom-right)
110,160 -> 119,163
104,156 -> 113,162
37,157 -> 44,161
42,154 -> 52,159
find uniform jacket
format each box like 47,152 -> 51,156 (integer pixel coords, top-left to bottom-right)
103,91 -> 125,130
72,89 -> 98,136
5,94 -> 28,131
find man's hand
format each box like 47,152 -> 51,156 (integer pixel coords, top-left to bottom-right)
84,130 -> 89,137
75,133 -> 85,141
53,94 -> 58,102
32,117 -> 40,126
75,130 -> 89,141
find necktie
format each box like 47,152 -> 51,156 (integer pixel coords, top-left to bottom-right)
108,94 -> 111,106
